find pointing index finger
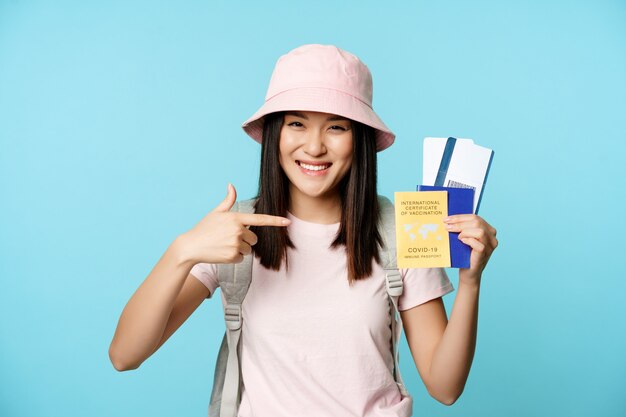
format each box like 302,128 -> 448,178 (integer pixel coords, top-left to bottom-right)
236,213 -> 291,227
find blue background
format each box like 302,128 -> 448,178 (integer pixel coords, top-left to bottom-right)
1,1 -> 625,416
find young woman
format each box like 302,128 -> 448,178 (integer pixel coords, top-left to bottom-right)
109,44 -> 498,416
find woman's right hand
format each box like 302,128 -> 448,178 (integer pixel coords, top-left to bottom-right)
177,183 -> 291,265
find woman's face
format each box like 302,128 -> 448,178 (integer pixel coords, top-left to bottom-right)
279,110 -> 353,203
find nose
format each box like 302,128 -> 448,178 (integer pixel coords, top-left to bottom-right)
303,129 -> 326,156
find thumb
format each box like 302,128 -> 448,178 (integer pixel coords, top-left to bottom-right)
212,183 -> 237,212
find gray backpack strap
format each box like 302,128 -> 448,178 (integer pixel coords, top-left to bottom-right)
378,195 -> 410,398
209,198 -> 256,417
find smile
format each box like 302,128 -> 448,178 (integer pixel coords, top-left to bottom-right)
296,161 -> 332,172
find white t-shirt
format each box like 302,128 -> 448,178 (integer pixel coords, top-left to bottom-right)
191,211 -> 454,417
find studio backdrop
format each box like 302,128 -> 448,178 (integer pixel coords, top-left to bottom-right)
1,1 -> 625,416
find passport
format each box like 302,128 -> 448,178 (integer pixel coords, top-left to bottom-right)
417,185 -> 475,268
394,191 -> 451,268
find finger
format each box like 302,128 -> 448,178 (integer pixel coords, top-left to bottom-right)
212,183 -> 237,213
458,227 -> 487,241
242,228 -> 258,246
443,214 -> 478,224
238,241 -> 252,256
444,220 -> 482,233
236,213 -> 291,227
459,237 -> 485,253
458,227 -> 498,249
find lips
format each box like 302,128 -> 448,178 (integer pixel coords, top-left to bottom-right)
296,160 -> 332,172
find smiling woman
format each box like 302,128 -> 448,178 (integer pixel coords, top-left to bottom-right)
109,44 -> 498,417
250,107 -> 382,281
280,111 -> 354,205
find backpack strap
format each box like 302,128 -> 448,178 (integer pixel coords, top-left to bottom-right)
377,195 -> 410,398
211,198 -> 256,417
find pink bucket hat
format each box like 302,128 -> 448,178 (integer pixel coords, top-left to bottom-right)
242,44 -> 395,152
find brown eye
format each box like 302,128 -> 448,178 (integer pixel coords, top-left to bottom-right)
288,121 -> 304,127
329,125 -> 347,131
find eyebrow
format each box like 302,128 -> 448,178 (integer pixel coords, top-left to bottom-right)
285,111 -> 349,122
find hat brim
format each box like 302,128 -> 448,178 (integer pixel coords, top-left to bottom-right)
242,87 -> 395,152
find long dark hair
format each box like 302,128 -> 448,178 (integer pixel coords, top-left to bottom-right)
249,112 -> 382,283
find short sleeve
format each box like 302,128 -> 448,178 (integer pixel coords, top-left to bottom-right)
190,263 -> 220,298
397,267 -> 454,311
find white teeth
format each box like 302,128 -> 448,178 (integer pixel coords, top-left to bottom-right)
299,162 -> 330,171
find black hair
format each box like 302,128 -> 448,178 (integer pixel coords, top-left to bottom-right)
249,112 -> 382,283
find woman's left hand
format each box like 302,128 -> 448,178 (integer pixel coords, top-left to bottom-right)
443,214 -> 498,285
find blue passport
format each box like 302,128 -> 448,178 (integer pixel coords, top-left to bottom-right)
416,185 -> 474,268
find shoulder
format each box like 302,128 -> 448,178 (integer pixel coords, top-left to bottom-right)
398,267 -> 454,311
189,262 -> 219,296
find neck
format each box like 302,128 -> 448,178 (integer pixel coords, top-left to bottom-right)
288,188 -> 342,224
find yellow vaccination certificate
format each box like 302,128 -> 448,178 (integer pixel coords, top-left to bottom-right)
394,191 -> 451,268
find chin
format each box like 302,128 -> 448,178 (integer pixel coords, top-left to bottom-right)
291,184 -> 338,200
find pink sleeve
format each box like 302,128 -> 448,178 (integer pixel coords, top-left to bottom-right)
397,267 -> 454,311
190,263 -> 220,298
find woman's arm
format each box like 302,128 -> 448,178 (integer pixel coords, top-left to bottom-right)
401,278 -> 480,405
401,214 -> 497,405
108,240 -> 205,371
108,184 -> 289,371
